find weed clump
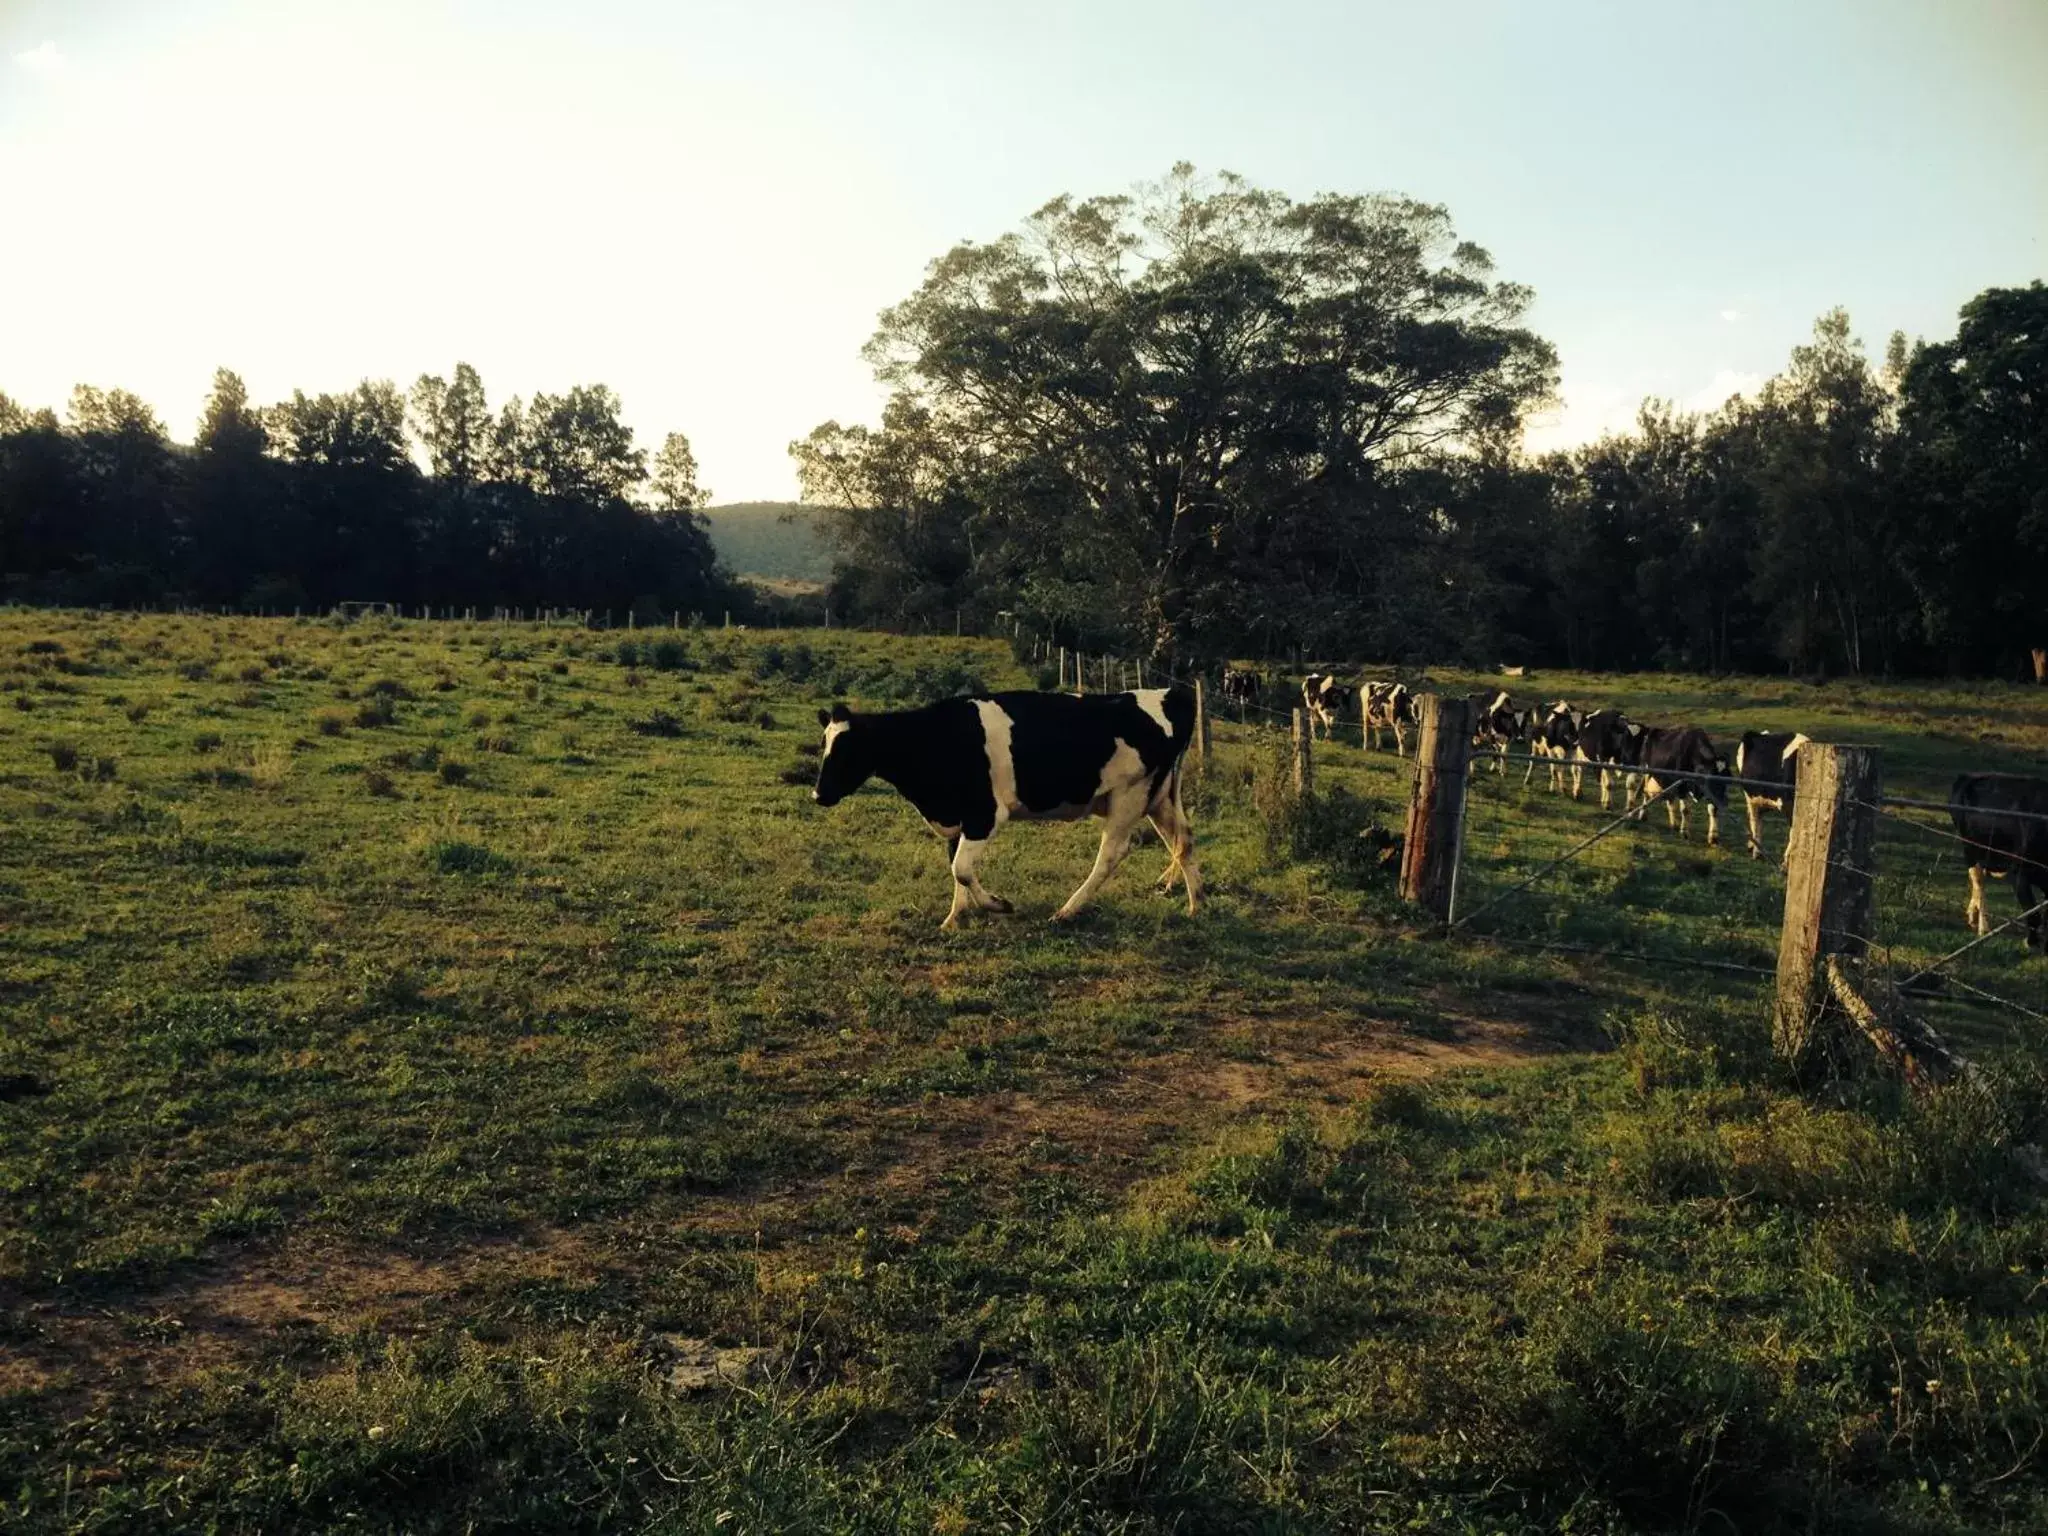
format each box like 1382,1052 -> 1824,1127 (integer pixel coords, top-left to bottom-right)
429,840 -> 512,876
629,710 -> 685,739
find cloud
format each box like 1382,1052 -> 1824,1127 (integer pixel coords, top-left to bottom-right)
13,40 -> 65,75
1719,308 -> 1743,323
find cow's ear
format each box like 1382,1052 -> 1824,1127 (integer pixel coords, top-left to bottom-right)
829,702 -> 851,723
817,708 -> 833,729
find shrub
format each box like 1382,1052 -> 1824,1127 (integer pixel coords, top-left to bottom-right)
125,702 -> 150,724
314,710 -> 349,737
630,710 -> 685,738
429,840 -> 512,876
179,660 -> 212,682
193,732 -> 224,754
438,760 -> 471,786
47,741 -> 78,774
363,768 -> 399,799
353,696 -> 396,729
249,742 -> 292,789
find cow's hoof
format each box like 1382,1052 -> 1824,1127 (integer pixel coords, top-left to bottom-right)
986,896 -> 1015,914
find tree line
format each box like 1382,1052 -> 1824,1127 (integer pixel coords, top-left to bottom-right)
794,166 -> 2046,679
0,365 -> 732,619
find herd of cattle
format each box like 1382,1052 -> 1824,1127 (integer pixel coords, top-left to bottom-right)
1218,668 -> 2048,950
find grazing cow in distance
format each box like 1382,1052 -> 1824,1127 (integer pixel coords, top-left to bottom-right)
1632,726 -> 1728,844
1735,730 -> 1807,863
1949,773 -> 2048,950
1467,691 -> 1524,774
1572,709 -> 1645,809
1531,702 -> 1583,792
811,688 -> 1201,929
1220,669 -> 1262,719
1362,681 -> 1414,755
1302,673 -> 1355,741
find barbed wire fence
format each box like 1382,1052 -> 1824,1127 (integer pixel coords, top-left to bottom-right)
1024,642 -> 2046,1058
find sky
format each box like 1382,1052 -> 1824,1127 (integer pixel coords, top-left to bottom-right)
2,0 -> 2043,501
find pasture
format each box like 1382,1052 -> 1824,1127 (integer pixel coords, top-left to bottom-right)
3,610 -> 2047,1533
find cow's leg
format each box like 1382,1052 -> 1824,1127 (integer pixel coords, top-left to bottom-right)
942,823 -> 1003,929
1523,748 -> 1538,787
1394,722 -> 1408,758
2015,868 -> 2043,952
1148,774 -> 1202,914
1704,798 -> 1720,848
1052,790 -> 1149,921
1744,794 -> 1764,860
1965,864 -> 1988,935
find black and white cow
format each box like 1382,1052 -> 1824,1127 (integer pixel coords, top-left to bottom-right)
1467,691 -> 1524,775
1631,726 -> 1728,843
811,688 -> 1201,929
1530,702 -> 1583,792
1220,669 -> 1262,718
1571,708 -> 1645,809
1302,673 -> 1356,741
1949,773 -> 2048,950
1734,730 -> 1807,863
1362,681 -> 1414,756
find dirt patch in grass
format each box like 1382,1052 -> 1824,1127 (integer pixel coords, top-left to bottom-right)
718,996 -> 1599,1230
3,1228 -> 603,1408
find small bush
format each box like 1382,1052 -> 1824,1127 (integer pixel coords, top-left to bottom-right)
363,768 -> 399,799
179,661 -> 212,682
125,702 -> 150,724
314,710 -> 349,737
630,710 -> 685,738
249,742 -> 293,789
438,760 -> 471,786
475,733 -> 518,754
465,709 -> 493,729
87,754 -> 118,783
353,697 -> 396,729
47,741 -> 78,774
429,840 -> 513,876
193,732 -> 224,754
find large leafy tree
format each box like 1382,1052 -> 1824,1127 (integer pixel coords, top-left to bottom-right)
797,165 -> 1557,657
1893,281 -> 2048,675
188,368 -> 291,605
267,380 -> 418,603
1743,310 -> 1902,674
64,385 -> 179,597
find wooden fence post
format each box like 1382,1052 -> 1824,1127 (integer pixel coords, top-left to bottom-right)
1192,677 -> 1210,768
1400,693 -> 1473,922
1291,708 -> 1313,797
1774,742 -> 1881,1067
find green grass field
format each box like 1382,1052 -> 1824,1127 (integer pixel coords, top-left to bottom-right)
3,610 -> 2046,1533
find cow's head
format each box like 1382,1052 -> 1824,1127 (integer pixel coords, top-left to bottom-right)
812,703 -> 871,807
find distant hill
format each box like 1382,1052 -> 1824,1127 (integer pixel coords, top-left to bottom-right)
701,502 -> 834,582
